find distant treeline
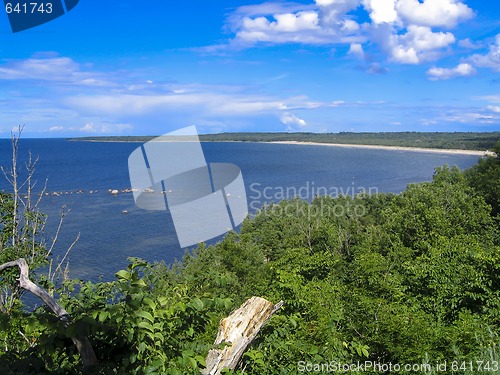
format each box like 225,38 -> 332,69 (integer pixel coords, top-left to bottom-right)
70,131 -> 500,150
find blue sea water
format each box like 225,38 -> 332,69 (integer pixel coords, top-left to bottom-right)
0,139 -> 482,281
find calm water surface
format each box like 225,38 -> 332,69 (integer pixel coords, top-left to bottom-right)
0,139 -> 481,281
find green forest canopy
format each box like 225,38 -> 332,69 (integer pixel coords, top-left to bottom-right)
0,142 -> 499,374
70,131 -> 500,151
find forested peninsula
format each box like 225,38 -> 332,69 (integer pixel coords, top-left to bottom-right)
69,131 -> 500,151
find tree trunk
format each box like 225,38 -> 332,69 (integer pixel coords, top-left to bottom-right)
203,296 -> 283,375
0,258 -> 98,373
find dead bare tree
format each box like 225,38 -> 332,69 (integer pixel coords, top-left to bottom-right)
0,127 -> 97,372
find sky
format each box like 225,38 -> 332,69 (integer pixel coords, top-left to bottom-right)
0,0 -> 499,137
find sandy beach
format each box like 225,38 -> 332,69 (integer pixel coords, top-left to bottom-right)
71,138 -> 496,156
268,141 -> 495,156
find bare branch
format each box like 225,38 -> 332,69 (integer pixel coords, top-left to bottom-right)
0,258 -> 98,371
47,206 -> 68,257
51,232 -> 80,284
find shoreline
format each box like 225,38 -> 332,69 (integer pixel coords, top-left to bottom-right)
268,141 -> 494,156
67,138 -> 495,156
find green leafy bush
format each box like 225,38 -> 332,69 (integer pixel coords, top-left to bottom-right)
1,154 -> 499,374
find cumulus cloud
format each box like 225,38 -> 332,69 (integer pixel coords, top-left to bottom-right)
426,63 -> 476,80
204,0 -> 477,71
226,0 -> 367,47
272,11 -> 319,32
236,11 -> 322,44
280,112 -> 307,130
386,25 -> 455,64
362,0 -> 398,24
396,0 -> 474,28
469,34 -> 500,72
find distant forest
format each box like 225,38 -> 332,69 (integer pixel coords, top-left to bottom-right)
70,131 -> 500,151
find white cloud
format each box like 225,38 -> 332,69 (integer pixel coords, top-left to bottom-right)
386,25 -> 455,64
426,63 -> 475,80
236,11 -> 330,44
486,105 -> 500,113
458,38 -> 483,50
341,19 -> 360,32
330,100 -> 345,106
367,62 -> 388,74
362,0 -> 398,24
0,54 -> 349,134
66,93 -> 294,116
469,34 -> 500,72
348,43 -> 365,58
474,95 -> 500,103
445,113 -> 495,123
403,26 -> 455,50
226,0 -> 368,47
280,112 -> 307,130
316,0 -> 361,25
0,56 -> 114,86
80,123 -> 96,133
229,2 -> 315,20
396,0 -> 474,28
274,11 -> 320,32
79,122 -> 132,134
206,0 -> 475,70
0,57 -> 78,80
419,106 -> 499,126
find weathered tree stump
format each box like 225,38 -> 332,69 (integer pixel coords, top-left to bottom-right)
203,296 -> 284,375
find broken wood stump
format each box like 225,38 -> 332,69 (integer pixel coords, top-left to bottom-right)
202,296 -> 284,375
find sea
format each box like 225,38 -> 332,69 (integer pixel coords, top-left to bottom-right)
0,138 -> 482,282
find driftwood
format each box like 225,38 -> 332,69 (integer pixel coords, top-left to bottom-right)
0,258 -> 98,373
203,296 -> 284,375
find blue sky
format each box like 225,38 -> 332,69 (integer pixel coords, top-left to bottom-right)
0,0 -> 499,137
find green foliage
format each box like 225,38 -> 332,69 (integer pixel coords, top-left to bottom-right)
0,258 -> 233,374
58,258 -> 232,374
465,140 -> 500,216
1,151 -> 500,374
0,191 -> 49,291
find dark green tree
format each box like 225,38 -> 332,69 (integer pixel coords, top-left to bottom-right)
465,140 -> 500,216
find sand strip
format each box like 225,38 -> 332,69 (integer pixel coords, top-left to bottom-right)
268,141 -> 495,156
